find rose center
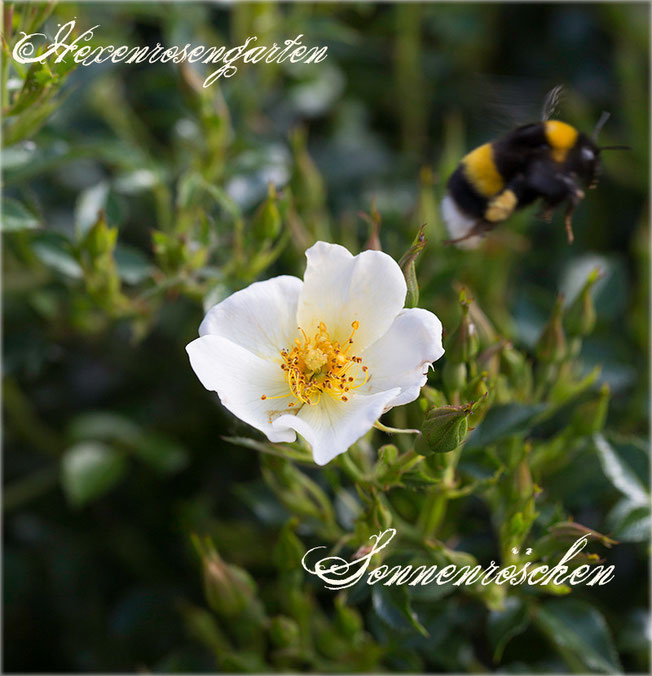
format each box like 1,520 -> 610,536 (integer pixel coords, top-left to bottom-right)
262,321 -> 369,407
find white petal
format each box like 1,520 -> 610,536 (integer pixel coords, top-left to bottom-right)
186,335 -> 298,443
273,389 -> 400,466
199,275 -> 303,360
360,308 -> 444,408
297,242 -> 406,352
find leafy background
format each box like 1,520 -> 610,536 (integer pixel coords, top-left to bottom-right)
3,2 -> 649,673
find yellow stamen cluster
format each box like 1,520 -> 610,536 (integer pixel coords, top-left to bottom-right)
261,321 -> 369,407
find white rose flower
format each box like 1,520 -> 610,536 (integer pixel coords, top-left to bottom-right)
186,242 -> 444,465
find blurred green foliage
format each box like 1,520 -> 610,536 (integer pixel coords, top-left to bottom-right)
3,2 -> 649,673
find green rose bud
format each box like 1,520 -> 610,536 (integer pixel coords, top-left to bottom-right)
83,212 -> 118,259
269,615 -> 300,649
198,542 -> 257,617
261,455 -> 336,528
536,295 -> 567,363
420,404 -> 472,454
570,383 -> 610,436
446,290 -> 480,363
273,519 -> 305,573
290,126 -> 326,217
464,372 -> 490,426
334,596 -> 364,637
252,182 -> 282,241
500,342 -> 533,397
374,444 -> 401,484
398,223 -> 427,308
565,268 -> 600,337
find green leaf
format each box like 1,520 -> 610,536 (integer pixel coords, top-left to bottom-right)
2,197 -> 40,231
465,403 -> 547,449
61,442 -> 127,507
606,498 -> 651,542
68,411 -> 141,443
488,596 -> 530,662
115,244 -> 153,284
223,436 -> 313,464
593,433 -> 649,505
535,598 -> 622,673
130,433 -> 189,474
74,181 -> 110,235
32,231 -> 83,279
371,584 -> 429,637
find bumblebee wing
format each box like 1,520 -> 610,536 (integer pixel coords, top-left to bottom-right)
541,84 -> 565,121
470,75 -> 553,134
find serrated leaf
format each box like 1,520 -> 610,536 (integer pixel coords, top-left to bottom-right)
465,403 -> 547,449
488,596 -> 531,662
593,433 -> 649,505
606,498 -> 651,542
2,197 -> 40,231
61,442 -> 127,507
535,598 -> 622,673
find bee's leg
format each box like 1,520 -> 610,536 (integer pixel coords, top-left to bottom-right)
563,187 -> 585,245
564,204 -> 575,244
525,162 -> 586,244
443,219 -> 495,246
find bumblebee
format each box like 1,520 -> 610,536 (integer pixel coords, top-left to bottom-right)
442,89 -> 626,246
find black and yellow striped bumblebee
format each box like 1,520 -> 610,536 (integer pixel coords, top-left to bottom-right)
442,87 -> 627,246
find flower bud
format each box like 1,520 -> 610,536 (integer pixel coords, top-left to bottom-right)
290,126 -> 326,217
334,595 -> 364,637
371,492 -> 393,530
420,404 -> 472,454
374,444 -> 400,484
446,290 -> 480,363
378,444 -> 399,465
83,211 -> 118,258
477,342 -> 502,379
269,615 -> 300,649
500,342 -> 533,397
514,457 -> 534,500
355,488 -> 392,542
565,268 -> 600,337
570,383 -> 610,436
398,224 -> 427,308
315,625 -> 347,660
536,295 -> 567,363
464,372 -> 490,426
261,455 -> 336,527
252,182 -> 282,241
273,519 -> 305,573
198,541 -> 257,617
